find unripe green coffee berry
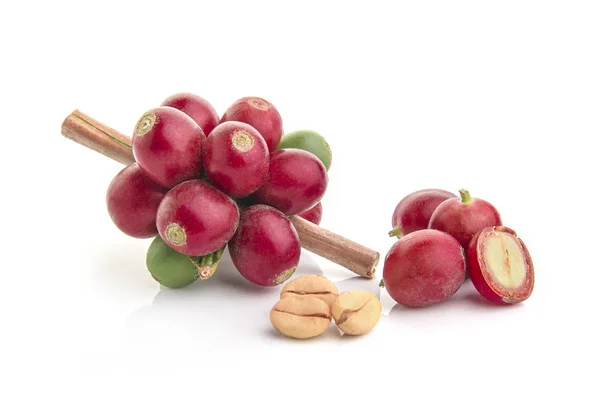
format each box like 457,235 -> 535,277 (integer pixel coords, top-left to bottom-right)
146,236 -> 224,288
277,130 -> 332,171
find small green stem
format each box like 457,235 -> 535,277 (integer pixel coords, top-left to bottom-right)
199,245 -> 226,266
379,279 -> 385,288
190,245 -> 226,280
388,227 -> 403,238
459,189 -> 472,204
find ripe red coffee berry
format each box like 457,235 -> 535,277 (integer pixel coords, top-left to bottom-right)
106,163 -> 167,238
253,149 -> 328,215
467,226 -> 534,305
229,205 -> 301,287
220,96 -> 283,152
202,121 -> 269,198
161,92 -> 220,135
298,202 -> 323,225
156,180 -> 239,256
132,107 -> 206,188
428,189 -> 502,249
389,189 -> 456,237
383,229 -> 466,308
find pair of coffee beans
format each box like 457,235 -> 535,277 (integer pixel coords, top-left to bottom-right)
270,275 -> 382,339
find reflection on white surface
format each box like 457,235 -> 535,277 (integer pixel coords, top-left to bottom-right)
335,275 -> 381,298
125,249 -> 386,344
391,280 -> 522,319
123,247 -> 531,351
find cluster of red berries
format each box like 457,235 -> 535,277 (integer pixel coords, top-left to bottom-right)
382,188 -> 535,307
106,93 -> 329,288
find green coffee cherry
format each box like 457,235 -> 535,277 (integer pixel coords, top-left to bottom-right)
277,130 -> 332,171
146,236 -> 224,289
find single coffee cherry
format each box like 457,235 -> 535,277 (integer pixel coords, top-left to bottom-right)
429,189 -> 502,249
383,229 -> 466,308
297,202 -> 323,225
389,189 -> 457,237
161,92 -> 220,135
253,149 -> 328,215
106,163 -> 167,238
202,121 -> 269,198
220,96 -> 283,152
132,107 -> 206,188
146,236 -> 225,289
146,236 -> 198,289
277,130 -> 332,171
156,180 -> 239,256
229,205 -> 300,286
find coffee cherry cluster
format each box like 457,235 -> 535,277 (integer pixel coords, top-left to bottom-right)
382,188 -> 535,307
106,93 -> 333,288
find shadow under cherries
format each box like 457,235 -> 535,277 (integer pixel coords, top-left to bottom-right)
388,280 -> 526,320
125,248 -> 326,340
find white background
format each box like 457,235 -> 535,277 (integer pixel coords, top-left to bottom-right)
1,1 -> 598,396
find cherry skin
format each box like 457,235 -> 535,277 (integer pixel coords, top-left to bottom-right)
298,202 -> 323,225
220,96 -> 283,152
202,121 -> 269,198
229,205 -> 301,287
156,180 -> 239,256
106,163 -> 167,238
389,189 -> 457,237
428,189 -> 502,249
161,92 -> 220,135
383,229 -> 466,308
132,107 -> 206,188
253,149 -> 328,215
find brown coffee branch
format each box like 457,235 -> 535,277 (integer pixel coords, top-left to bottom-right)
61,110 -> 379,278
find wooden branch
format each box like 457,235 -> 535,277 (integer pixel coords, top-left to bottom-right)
61,110 -> 380,278
289,216 -> 378,279
61,110 -> 135,165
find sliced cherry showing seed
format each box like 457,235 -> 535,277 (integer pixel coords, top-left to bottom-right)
467,226 -> 534,305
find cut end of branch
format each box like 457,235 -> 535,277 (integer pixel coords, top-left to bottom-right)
366,253 -> 380,279
197,265 -> 216,280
